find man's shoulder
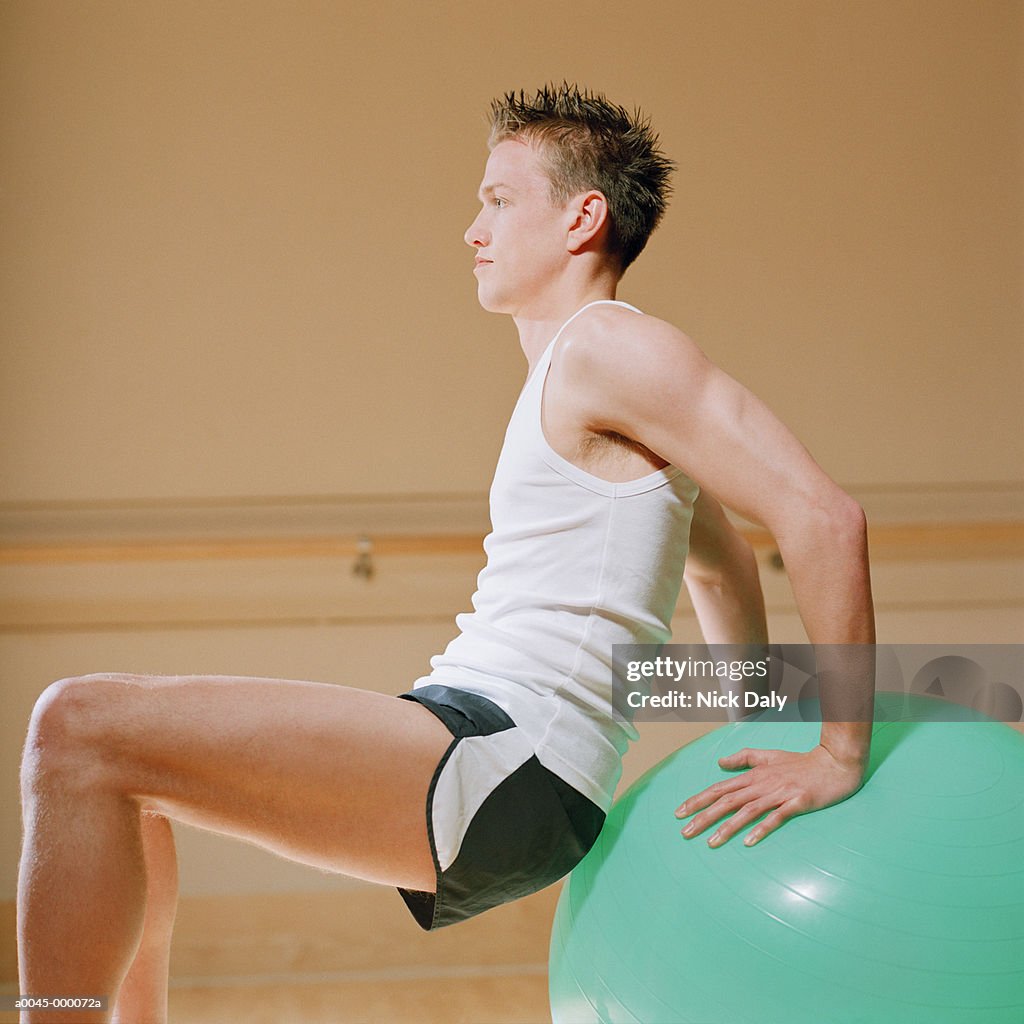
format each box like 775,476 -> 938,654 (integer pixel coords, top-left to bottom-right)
558,304 -> 704,383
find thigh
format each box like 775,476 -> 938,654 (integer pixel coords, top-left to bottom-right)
74,673 -> 454,891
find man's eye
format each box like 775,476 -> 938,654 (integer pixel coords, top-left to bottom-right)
494,197 -> 508,208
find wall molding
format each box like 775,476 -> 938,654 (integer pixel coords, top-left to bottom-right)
1,484 -> 1021,566
1,521 -> 1022,567
1,487 -> 1020,633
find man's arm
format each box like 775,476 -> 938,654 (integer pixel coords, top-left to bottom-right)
683,489 -> 768,647
684,490 -> 771,719
562,308 -> 876,846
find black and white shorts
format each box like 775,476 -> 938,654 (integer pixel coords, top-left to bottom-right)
395,683 -> 606,931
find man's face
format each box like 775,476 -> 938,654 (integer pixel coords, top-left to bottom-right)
464,139 -> 573,315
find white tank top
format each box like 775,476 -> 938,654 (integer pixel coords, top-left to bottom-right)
415,300 -> 699,809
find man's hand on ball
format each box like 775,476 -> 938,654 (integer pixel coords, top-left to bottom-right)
674,744 -> 867,848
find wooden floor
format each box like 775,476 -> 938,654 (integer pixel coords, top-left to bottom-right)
1,886 -> 557,1024
168,969 -> 550,1023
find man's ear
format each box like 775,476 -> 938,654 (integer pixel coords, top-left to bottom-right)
566,189 -> 611,254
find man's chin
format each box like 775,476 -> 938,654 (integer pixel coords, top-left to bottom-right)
475,287 -> 512,315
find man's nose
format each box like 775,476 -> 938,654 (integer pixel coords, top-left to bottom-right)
464,211 -> 487,248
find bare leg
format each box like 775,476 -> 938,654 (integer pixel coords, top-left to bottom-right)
111,812 -> 178,1024
18,673 -> 453,1023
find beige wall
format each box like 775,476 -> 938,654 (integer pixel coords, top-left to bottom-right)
1,0 -> 1022,1002
2,0 -> 1021,502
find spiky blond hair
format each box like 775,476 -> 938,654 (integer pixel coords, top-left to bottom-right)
489,83 -> 676,271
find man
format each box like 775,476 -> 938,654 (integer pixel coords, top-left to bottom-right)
17,84 -> 874,1022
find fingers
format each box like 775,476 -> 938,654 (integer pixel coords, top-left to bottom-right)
674,747 -> 802,848
675,773 -> 749,820
678,786 -> 760,845
679,791 -> 797,848
716,747 -> 755,769
678,791 -> 753,845
740,806 -> 792,847
716,746 -> 783,770
673,746 -> 780,819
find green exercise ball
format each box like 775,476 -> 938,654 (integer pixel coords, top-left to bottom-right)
549,693 -> 1024,1023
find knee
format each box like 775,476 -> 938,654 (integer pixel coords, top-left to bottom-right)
22,674 -> 133,792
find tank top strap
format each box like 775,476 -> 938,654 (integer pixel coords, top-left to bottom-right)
552,299 -> 642,345
529,300 -> 644,385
